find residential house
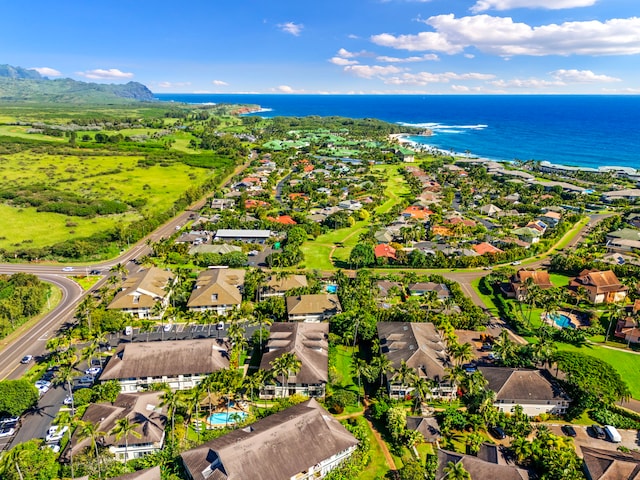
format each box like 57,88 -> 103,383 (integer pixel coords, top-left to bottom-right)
286,294 -> 342,322
627,213 -> 640,229
107,267 -> 174,319
605,228 -> 640,253
512,226 -> 543,244
268,214 -> 297,225
436,449 -> 529,480
581,446 -> 640,480
188,244 -> 243,256
408,282 -> 451,300
601,188 -> 640,203
540,211 -> 562,227
214,229 -> 272,244
614,300 -> 640,345
259,274 -> 308,301
210,199 -> 235,210
479,204 -> 503,217
374,228 -> 395,244
180,399 -> 358,480
473,242 -> 504,256
569,269 -> 628,304
374,244 -> 397,261
337,199 -> 363,211
503,269 -> 554,301
259,323 -> 328,399
176,231 -> 210,245
478,367 -> 570,415
376,280 -> 403,300
100,339 -> 229,392
406,417 -> 441,443
63,392 -> 166,462
402,205 -> 432,220
108,467 -> 161,480
244,199 -> 269,210
377,322 -> 455,399
187,268 -> 245,315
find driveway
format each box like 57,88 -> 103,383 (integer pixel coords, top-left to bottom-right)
546,424 -> 639,456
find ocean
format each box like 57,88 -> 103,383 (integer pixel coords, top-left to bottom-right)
155,94 -> 640,170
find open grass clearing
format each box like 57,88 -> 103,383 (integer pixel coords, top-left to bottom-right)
372,164 -> 411,215
555,342 -> 640,399
357,415 -> 392,480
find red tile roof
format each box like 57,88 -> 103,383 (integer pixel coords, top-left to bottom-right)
472,242 -> 504,255
374,244 -> 397,259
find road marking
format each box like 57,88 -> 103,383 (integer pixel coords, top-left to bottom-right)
38,332 -> 50,341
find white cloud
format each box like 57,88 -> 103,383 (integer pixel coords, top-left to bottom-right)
76,68 -> 134,80
29,67 -> 62,77
344,65 -> 404,79
156,81 -> 191,88
373,15 -> 640,57
371,31 -> 463,54
471,0 -> 597,13
272,85 -> 304,93
376,53 -> 439,62
550,69 -> 621,83
464,53 -> 475,59
278,22 -> 303,36
451,85 -> 471,92
384,71 -> 495,85
329,57 -> 359,66
347,34 -> 359,39
338,48 -> 356,58
212,80 -> 229,86
490,78 -> 565,88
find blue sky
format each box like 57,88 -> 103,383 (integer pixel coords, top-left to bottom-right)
2,0 -> 639,94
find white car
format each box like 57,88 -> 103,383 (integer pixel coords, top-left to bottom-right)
35,380 -> 51,395
63,396 -> 73,406
85,367 -> 101,376
46,425 -> 68,443
47,444 -> 61,453
511,261 -> 522,266
62,266 -> 74,272
0,426 -> 15,438
21,355 -> 33,364
163,323 -> 173,332
78,375 -> 95,384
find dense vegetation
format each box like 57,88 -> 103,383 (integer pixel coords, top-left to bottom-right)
0,273 -> 51,339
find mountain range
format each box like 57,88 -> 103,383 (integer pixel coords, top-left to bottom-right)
0,64 -> 155,103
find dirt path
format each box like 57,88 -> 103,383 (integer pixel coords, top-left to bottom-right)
364,413 -> 398,474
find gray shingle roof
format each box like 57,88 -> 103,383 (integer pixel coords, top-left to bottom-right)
437,449 -> 529,480
187,268 -> 245,309
478,367 -> 569,403
107,267 -> 173,310
180,399 -> 358,480
286,294 -> 342,316
100,339 -> 229,381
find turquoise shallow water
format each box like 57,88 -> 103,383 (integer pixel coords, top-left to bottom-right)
156,93 -> 640,170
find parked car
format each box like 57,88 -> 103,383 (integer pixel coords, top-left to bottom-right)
46,425 -> 68,443
490,426 -> 506,440
604,425 -> 622,443
35,380 -> 51,395
216,321 -> 225,330
63,396 -> 73,406
163,323 -> 173,332
0,426 -> 15,438
511,261 -> 521,266
463,363 -> 477,373
124,326 -> 133,335
589,424 -> 606,439
0,416 -> 19,425
561,425 -> 577,437
85,367 -> 101,376
20,355 -> 33,364
89,269 -> 101,275
480,343 -> 493,351
78,375 -> 95,384
62,266 -> 74,272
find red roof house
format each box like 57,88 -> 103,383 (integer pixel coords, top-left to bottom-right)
374,244 -> 397,260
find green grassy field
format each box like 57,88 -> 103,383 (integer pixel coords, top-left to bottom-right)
0,151 -> 214,250
372,164 -> 411,215
555,342 -> 640,399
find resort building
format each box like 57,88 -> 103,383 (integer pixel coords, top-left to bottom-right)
107,267 -> 174,319
180,399 -> 359,480
187,268 -> 245,315
479,367 -> 571,416
503,269 -> 554,301
601,188 -> 640,203
259,322 -> 328,399
581,446 -> 640,480
63,392 -> 166,463
286,294 -> 342,322
436,449 -> 529,480
213,229 -> 272,243
377,322 -> 455,400
100,339 -> 229,392
258,274 -> 308,301
568,269 -> 628,304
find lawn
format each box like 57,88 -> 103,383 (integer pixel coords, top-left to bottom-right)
356,416 -> 392,480
0,151 -> 216,251
555,342 -> 640,399
372,164 -> 411,215
301,220 -> 368,270
550,273 -> 572,287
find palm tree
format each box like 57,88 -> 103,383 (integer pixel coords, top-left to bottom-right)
411,377 -> 433,413
243,369 -> 267,404
605,303 -> 626,344
443,460 -> 471,480
160,389 -> 181,443
110,262 -> 128,279
54,364 -> 78,416
451,342 -> 474,366
55,411 -> 77,478
370,354 -> 393,388
351,358 -> 369,406
394,360 -> 417,400
77,420 -> 106,479
270,352 -> 301,398
110,417 -> 141,463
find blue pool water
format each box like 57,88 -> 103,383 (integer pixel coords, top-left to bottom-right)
326,285 -> 338,293
208,411 -> 247,425
553,314 -> 576,329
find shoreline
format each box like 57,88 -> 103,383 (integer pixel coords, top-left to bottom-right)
391,133 -> 640,176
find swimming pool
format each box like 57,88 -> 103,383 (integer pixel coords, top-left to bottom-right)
208,411 -> 247,425
553,313 -> 576,329
326,284 -> 338,293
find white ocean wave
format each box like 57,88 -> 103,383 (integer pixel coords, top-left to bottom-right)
399,121 -> 488,131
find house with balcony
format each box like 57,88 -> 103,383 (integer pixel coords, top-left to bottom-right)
377,322 -> 455,400
187,268 -> 245,315
568,269 -> 628,304
100,339 -> 229,392
479,367 -> 570,416
503,269 -> 554,301
180,399 -> 358,480
107,267 -> 174,319
259,323 -> 328,399
63,392 -> 167,463
286,294 -> 342,322
258,274 -> 308,301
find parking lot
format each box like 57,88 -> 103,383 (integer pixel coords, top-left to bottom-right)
546,424 -> 640,456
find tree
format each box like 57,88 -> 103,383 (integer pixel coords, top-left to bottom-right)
77,420 -> 106,479
370,354 -> 393,387
0,439 -> 60,480
270,352 -> 301,398
349,243 -> 375,269
393,360 -> 417,399
160,389 -> 182,444
351,358 -> 369,406
53,364 -> 78,416
110,417 -> 141,462
0,380 -> 39,417
442,461 -> 471,480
